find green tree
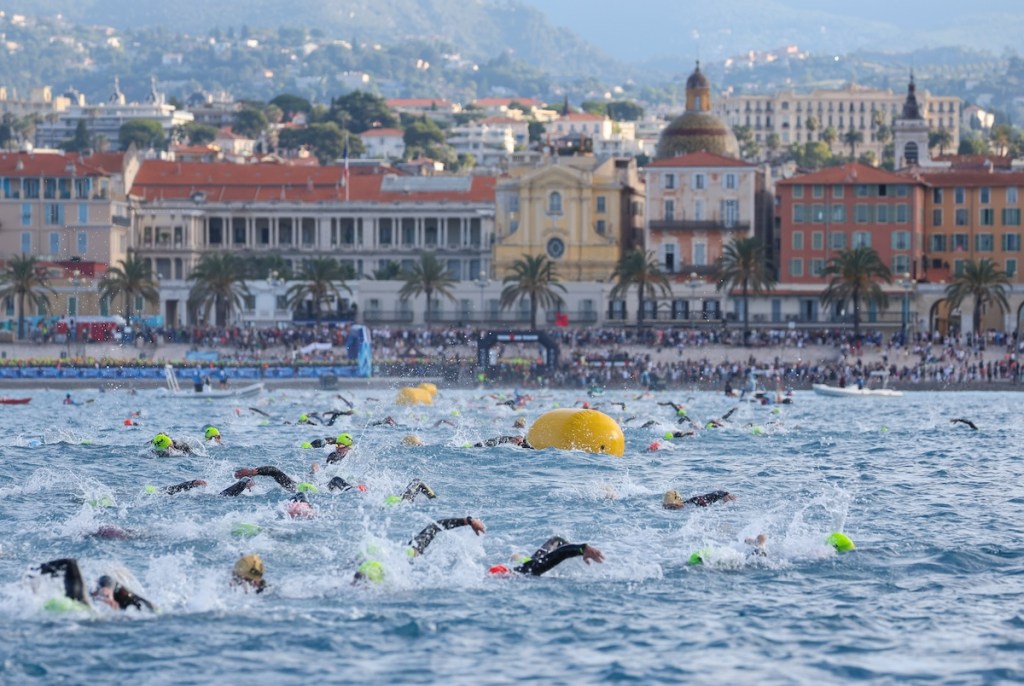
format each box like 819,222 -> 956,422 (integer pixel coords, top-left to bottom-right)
278,122 -> 354,163
765,132 -> 781,160
991,123 -> 1014,156
606,100 -> 644,121
958,132 -> 991,155
499,254 -> 567,330
929,127 -> 953,156
528,121 -> 546,143
187,253 -> 251,326
59,119 -> 92,153
179,122 -> 218,146
820,247 -> 892,340
580,99 -> 607,116
843,127 -> 864,159
98,255 -> 159,325
822,126 -> 838,148
805,115 -> 819,141
233,108 -> 267,139
371,260 -> 403,280
944,258 -> 1010,336
0,255 -> 55,340
118,119 -> 165,150
715,237 -> 775,345
403,116 -> 446,150
285,257 -> 352,323
270,93 -> 312,120
0,113 -> 15,149
734,124 -> 759,160
610,249 -> 672,328
399,252 -> 456,324
328,91 -> 399,133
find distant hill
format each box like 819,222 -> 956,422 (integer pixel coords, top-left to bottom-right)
0,0 -> 627,80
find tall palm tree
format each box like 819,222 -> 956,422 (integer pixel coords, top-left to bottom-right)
820,246 -> 892,340
610,249 -> 672,328
944,258 -> 1010,336
843,127 -> 864,160
805,115 -> 819,141
0,254 -> 55,340
499,254 -> 567,330
285,257 -> 352,323
715,237 -> 775,345
399,252 -> 456,324
929,127 -> 954,156
187,252 -> 250,326
822,126 -> 838,148
98,254 -> 159,325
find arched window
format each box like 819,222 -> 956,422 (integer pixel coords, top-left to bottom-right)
904,141 -> 919,165
548,191 -> 563,214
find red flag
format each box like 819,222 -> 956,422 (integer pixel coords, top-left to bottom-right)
555,313 -> 569,327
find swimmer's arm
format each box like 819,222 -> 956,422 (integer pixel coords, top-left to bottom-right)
328,476 -> 354,492
687,490 -> 735,507
237,466 -> 296,492
37,558 -> 88,604
165,479 -> 207,495
116,587 -> 156,612
408,516 -> 485,555
400,480 -> 436,502
172,441 -> 194,454
515,543 -> 603,576
220,478 -> 254,497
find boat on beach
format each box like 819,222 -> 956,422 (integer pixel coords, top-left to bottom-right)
812,371 -> 903,398
158,364 -> 264,399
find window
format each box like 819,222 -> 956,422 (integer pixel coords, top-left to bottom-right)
45,203 -> 64,226
955,187 -> 965,204
693,242 -> 707,266
20,232 -> 31,253
694,199 -> 705,221
1009,187 -> 1019,204
896,204 -> 908,223
1007,259 -> 1018,277
596,196 -> 606,213
933,188 -> 944,203
856,184 -> 869,197
232,217 -> 247,245
22,178 -> 39,198
980,187 -> 991,204
953,259 -> 965,276
20,203 -> 31,226
378,218 -> 392,246
1003,234 -> 1021,251
664,173 -> 675,190
810,258 -> 825,275
955,209 -> 968,226
78,204 -> 88,224
830,205 -> 846,222
792,231 -> 804,250
812,184 -> 824,198
930,234 -> 947,252
809,204 -> 824,223
812,231 -> 823,250
301,218 -> 316,246
830,232 -> 846,250
894,185 -> 909,197
789,258 -> 803,277
976,234 -> 994,251
243,295 -> 256,313
832,185 -> 844,199
693,173 -> 706,190
980,208 -> 995,226
77,232 -> 88,255
722,200 -> 739,227
664,199 -> 675,221
892,255 -> 910,274
952,233 -> 969,251
933,209 -> 943,226
792,185 -> 804,199
875,205 -> 890,223
724,173 -> 737,190
793,204 -> 806,223
852,232 -> 871,248
596,220 -> 606,235
548,191 -> 562,214
48,232 -> 60,255
891,231 -> 911,250
1003,208 -> 1021,226
855,204 -> 869,223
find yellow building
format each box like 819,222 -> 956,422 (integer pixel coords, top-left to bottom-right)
493,155 -> 644,282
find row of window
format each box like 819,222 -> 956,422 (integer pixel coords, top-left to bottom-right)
789,255 -> 915,277
792,184 -> 910,199
0,177 -> 96,200
543,192 -> 608,215
20,203 -> 91,227
200,216 -> 486,249
20,230 -> 88,255
790,230 -> 912,251
792,203 -> 910,224
663,199 -> 741,225
662,172 -> 739,191
933,187 -> 1019,205
933,208 -> 1022,226
929,233 -> 1023,252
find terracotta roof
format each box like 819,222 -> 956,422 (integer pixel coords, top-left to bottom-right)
558,112 -> 605,122
646,150 -> 751,168
0,151 -> 116,177
359,128 -> 404,138
385,98 -> 453,109
130,160 -> 495,204
472,97 -> 543,108
932,154 -> 1014,170
777,162 -> 908,185
915,170 -> 1024,187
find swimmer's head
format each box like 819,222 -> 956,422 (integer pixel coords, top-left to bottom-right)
354,560 -> 385,583
513,417 -> 527,429
233,554 -> 266,590
488,564 -> 511,576
123,418 -> 134,426
402,434 -> 423,447
300,441 -> 313,449
299,413 -> 309,423
662,490 -> 685,510
152,433 -> 172,450
827,532 -> 856,552
646,441 -> 661,452
663,432 -> 674,440
336,433 -> 354,447
204,426 -> 221,441
296,482 -> 318,493
676,408 -> 687,416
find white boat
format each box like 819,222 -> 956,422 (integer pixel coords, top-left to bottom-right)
812,371 -> 903,398
160,364 -> 264,399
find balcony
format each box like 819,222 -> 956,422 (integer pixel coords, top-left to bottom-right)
649,220 -> 750,232
362,309 -> 415,324
544,310 -> 599,325
425,310 -> 532,324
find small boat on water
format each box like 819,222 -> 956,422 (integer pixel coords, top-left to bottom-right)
812,371 -> 903,398
0,397 -> 31,405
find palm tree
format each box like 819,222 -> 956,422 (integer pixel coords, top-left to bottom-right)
399,252 -> 456,324
805,115 -> 819,141
944,258 -> 1010,336
0,254 -> 55,340
820,247 -> 892,340
285,257 -> 352,323
929,127 -> 953,156
843,127 -> 864,160
98,254 -> 159,325
610,249 -> 672,328
187,252 -> 250,326
499,254 -> 567,330
715,237 -> 775,345
822,126 -> 838,150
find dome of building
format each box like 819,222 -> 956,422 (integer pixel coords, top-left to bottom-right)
656,62 -> 739,159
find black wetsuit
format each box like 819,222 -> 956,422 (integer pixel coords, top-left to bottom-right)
512,536 -> 593,576
37,558 -> 154,611
243,466 -> 297,492
326,446 -> 351,463
473,436 -> 533,448
685,490 -> 732,507
221,478 -> 255,497
165,479 -> 206,495
400,479 -> 436,502
408,517 -> 476,555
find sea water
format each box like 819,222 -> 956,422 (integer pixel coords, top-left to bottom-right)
0,387 -> 1022,684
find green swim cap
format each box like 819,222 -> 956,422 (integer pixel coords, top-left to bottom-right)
384,495 -> 402,506
752,426 -> 764,435
664,432 -> 674,440
827,532 -> 855,552
676,408 -> 687,416
687,549 -> 708,566
299,414 -> 309,422
204,427 -> 221,440
357,560 -> 385,583
300,441 -> 313,449
88,496 -> 115,508
297,482 -> 318,493
152,433 -> 172,450
144,484 -> 158,495
231,523 -> 262,539
336,433 -> 353,447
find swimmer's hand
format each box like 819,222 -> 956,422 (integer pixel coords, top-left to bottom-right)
467,517 -> 486,535
234,468 -> 257,478
723,493 -> 737,503
582,545 -> 604,565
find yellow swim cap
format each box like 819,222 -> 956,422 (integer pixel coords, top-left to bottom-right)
299,414 -> 309,422
300,441 -> 313,449
337,433 -> 353,447
663,490 -> 685,509
204,427 -> 221,440
233,554 -> 264,581
297,482 -> 318,493
152,434 -> 172,450
664,431 -> 674,440
357,560 -> 385,583
402,435 -> 423,446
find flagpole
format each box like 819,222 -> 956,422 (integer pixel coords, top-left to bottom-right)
343,137 -> 350,202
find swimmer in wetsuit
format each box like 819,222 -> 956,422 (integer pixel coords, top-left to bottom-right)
489,536 -> 604,576
233,465 -> 430,503
662,490 -> 736,510
950,417 -> 978,430
36,558 -> 155,611
352,515 -> 486,582
472,435 -> 533,448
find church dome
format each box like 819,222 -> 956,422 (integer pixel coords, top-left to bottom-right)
657,62 -> 739,159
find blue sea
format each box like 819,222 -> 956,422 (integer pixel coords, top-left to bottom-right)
1,386 -> 1023,685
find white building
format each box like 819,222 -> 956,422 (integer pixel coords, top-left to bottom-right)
359,128 -> 405,160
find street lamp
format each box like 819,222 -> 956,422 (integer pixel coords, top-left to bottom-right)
897,272 -> 914,343
687,272 -> 702,322
476,269 -> 490,324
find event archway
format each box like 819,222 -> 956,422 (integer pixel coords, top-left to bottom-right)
476,331 -> 559,369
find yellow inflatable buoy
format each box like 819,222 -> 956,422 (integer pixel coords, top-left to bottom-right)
527,408 -> 625,456
395,387 -> 433,405
418,382 -> 438,397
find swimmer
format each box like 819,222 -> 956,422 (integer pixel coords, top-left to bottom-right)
163,479 -> 209,495
319,409 -> 355,426
472,435 -> 533,448
513,417 -> 527,429
156,477 -> 250,497
662,490 -> 736,510
662,430 -> 696,440
371,416 -> 398,427
744,533 -> 768,558
286,492 -> 315,518
35,558 -> 155,611
705,407 -> 738,429
352,515 -> 486,583
151,433 -> 194,455
233,466 -> 301,493
488,536 -> 604,577
63,393 -> 75,405
658,401 -> 688,417
434,418 -> 457,428
949,417 -> 978,430
232,554 -> 266,593
204,427 -> 222,444
326,433 -> 355,462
